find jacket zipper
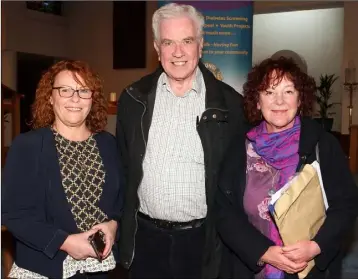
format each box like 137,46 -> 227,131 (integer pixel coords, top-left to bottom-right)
126,88 -> 147,266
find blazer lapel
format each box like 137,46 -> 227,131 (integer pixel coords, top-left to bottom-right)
41,128 -> 78,232
95,133 -> 121,209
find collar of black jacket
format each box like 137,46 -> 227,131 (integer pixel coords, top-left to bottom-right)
126,60 -> 230,110
297,117 -> 325,167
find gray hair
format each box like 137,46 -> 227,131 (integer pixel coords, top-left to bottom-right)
152,3 -> 205,42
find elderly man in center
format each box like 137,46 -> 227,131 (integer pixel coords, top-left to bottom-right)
116,2 -> 247,279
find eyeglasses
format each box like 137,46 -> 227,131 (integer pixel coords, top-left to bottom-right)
52,86 -> 93,99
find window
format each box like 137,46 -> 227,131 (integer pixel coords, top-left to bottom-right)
26,1 -> 62,16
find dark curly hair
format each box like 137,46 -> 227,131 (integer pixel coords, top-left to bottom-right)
243,56 -> 316,124
31,60 -> 107,132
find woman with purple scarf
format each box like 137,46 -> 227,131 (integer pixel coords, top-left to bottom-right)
216,57 -> 358,279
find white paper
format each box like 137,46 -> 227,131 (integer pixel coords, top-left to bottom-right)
269,175 -> 298,206
311,160 -> 329,210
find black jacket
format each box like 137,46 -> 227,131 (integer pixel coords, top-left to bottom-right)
216,117 -> 358,279
1,128 -> 123,278
116,61 -> 247,277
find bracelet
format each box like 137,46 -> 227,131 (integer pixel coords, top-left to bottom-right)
257,258 -> 265,267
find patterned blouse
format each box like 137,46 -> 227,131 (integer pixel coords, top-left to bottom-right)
9,130 -> 116,279
243,141 -> 280,279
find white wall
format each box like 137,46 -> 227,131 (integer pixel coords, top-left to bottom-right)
254,1 -> 342,14
252,8 -> 344,132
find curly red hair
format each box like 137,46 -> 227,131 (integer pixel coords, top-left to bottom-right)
31,60 -> 107,132
243,57 -> 316,124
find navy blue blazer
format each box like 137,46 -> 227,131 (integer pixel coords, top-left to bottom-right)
2,127 -> 123,278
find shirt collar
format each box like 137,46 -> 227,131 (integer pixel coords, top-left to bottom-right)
160,67 -> 203,96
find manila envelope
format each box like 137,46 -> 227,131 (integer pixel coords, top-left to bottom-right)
271,164 -> 326,279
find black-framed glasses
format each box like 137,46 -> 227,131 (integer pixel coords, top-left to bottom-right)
52,86 -> 93,99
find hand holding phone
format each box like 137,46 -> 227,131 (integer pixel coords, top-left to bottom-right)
88,230 -> 105,262
90,220 -> 118,260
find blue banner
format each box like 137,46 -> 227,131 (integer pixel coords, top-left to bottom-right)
158,1 -> 253,94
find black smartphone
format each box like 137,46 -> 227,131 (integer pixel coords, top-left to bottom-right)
88,231 -> 105,262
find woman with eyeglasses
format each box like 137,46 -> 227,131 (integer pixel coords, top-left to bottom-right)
2,60 -> 123,279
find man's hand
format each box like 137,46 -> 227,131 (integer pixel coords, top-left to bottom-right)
261,246 -> 308,274
60,228 -> 99,260
282,240 -> 321,263
92,220 -> 118,259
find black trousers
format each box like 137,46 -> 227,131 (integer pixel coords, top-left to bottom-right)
129,215 -> 205,279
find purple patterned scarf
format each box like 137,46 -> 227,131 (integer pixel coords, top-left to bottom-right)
247,117 -> 301,279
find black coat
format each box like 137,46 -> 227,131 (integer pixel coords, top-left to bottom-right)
216,117 -> 358,279
116,61 -> 247,278
1,127 -> 123,278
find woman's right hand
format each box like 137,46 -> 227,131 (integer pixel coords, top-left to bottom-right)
60,228 -> 99,260
261,246 -> 308,274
